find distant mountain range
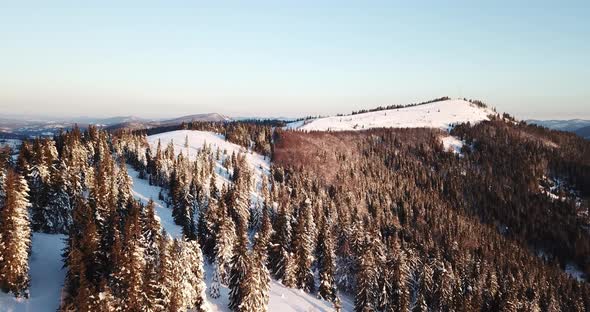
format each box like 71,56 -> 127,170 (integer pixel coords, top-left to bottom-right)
526,119 -> 590,139
0,113 -> 231,138
105,113 -> 231,131
574,125 -> 590,139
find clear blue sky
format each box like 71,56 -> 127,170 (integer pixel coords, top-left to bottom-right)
1,1 -> 589,119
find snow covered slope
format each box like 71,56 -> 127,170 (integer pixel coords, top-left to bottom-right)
441,135 -> 465,155
0,233 -> 66,312
129,130 -> 351,311
128,165 -> 183,238
289,99 -> 494,131
147,130 -> 270,205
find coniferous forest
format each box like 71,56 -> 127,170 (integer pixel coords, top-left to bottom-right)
0,111 -> 589,311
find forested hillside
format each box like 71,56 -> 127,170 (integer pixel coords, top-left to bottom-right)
273,117 -> 590,310
0,102 -> 589,311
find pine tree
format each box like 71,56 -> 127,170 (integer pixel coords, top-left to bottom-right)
95,278 -> 117,312
292,198 -> 315,292
354,232 -> 382,312
184,240 -> 210,312
317,218 -> 338,303
45,160 -> 72,233
209,261 -> 221,299
74,262 -> 101,312
229,174 -> 251,232
258,204 -> 272,257
0,169 -> 31,297
248,234 -> 271,311
215,201 -> 236,284
116,158 -> 133,212
434,260 -> 454,312
0,164 -> 6,282
392,246 -> 411,312
269,204 -> 291,280
199,196 -> 217,262
355,246 -> 377,312
79,199 -> 101,287
168,239 -> 210,312
156,233 -> 173,311
228,230 -> 250,311
27,156 -> 50,232
413,293 -> 428,312
143,200 -> 164,311
112,201 -> 147,311
167,239 -> 185,312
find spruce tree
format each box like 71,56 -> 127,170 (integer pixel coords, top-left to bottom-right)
251,233 -> 272,311
184,240 -> 210,312
200,196 -> 217,262
117,201 -> 148,311
215,202 -> 236,284
269,204 -> 291,280
167,239 -> 185,312
292,198 -> 315,292
354,233 -> 381,312
74,262 -> 101,312
27,158 -> 50,232
95,278 -> 117,312
44,160 -> 72,234
317,218 -> 338,303
143,202 -> 165,312
209,260 -> 221,299
228,229 -> 250,311
156,234 -> 173,310
0,169 -> 31,297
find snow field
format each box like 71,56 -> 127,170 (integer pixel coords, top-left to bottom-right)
0,233 -> 66,312
147,130 -> 270,208
441,135 -> 464,155
288,99 -> 493,132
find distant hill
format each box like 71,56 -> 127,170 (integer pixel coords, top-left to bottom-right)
527,119 -> 590,131
527,119 -> 590,139
0,113 -> 231,137
160,113 -> 230,125
575,125 -> 590,139
286,99 -> 495,131
106,113 -> 231,131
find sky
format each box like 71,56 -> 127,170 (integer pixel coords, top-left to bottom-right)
0,1 -> 589,120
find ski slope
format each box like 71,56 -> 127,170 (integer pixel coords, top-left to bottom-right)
288,99 -> 494,131
129,130 -> 351,311
0,233 -> 66,312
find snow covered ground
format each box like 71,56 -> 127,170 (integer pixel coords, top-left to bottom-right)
128,130 -> 352,311
565,263 -> 587,282
203,262 -> 350,312
0,233 -> 66,312
441,135 -> 465,155
288,99 -> 494,132
0,139 -> 22,161
128,165 -> 183,238
147,130 -> 270,206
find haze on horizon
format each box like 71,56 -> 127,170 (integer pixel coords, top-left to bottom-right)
1,1 -> 589,120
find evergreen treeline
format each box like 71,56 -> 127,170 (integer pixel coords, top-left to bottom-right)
127,120 -> 277,157
350,97 -> 452,115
